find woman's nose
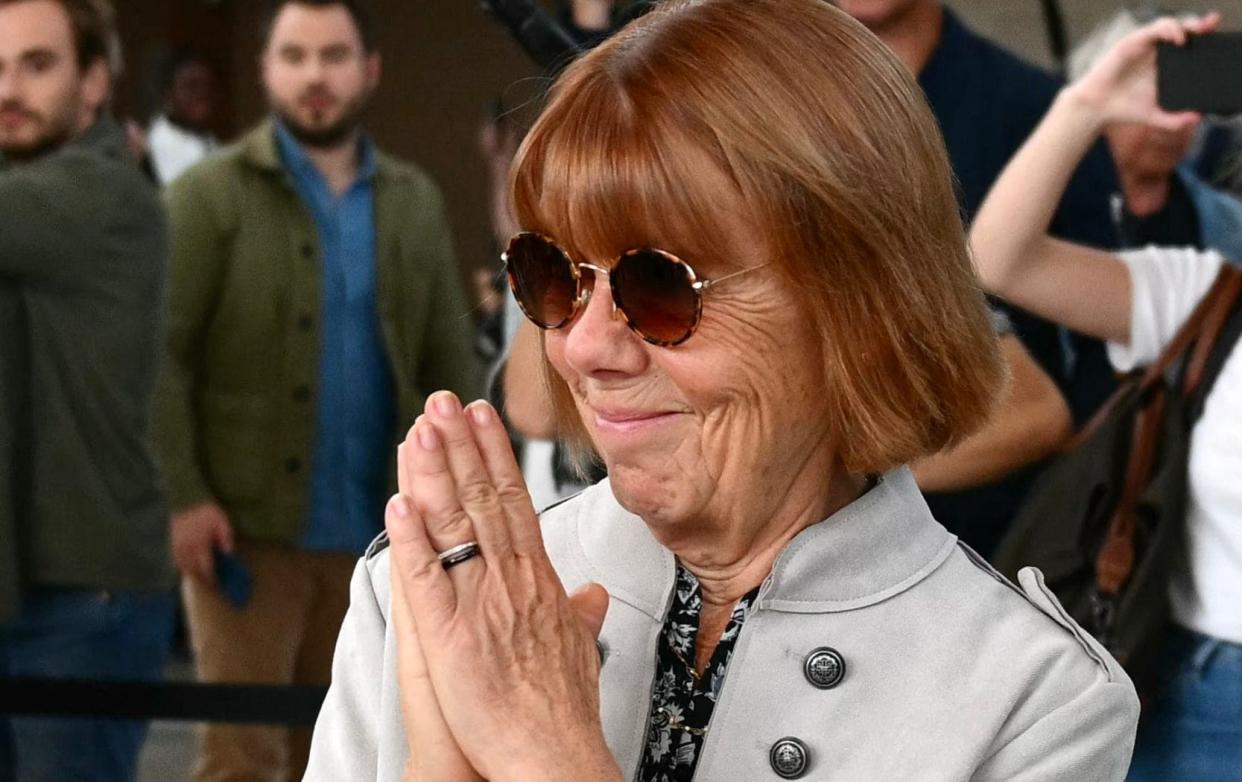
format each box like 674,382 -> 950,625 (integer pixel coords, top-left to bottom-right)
561,273 -> 648,376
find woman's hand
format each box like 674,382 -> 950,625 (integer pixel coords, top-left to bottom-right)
1068,13 -> 1219,129
391,557 -> 484,781
390,440 -> 484,781
387,391 -> 618,782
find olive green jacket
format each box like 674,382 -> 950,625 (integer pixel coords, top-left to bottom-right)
154,122 -> 480,545
1,119 -> 172,621
0,286 -> 24,623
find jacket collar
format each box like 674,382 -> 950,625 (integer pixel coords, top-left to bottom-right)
569,467 -> 956,620
242,118 -> 384,182
0,115 -> 125,170
74,115 -> 127,159
239,119 -> 283,173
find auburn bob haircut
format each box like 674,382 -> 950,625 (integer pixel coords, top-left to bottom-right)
510,0 -> 1005,475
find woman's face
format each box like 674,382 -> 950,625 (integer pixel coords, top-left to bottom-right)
544,240 -> 838,536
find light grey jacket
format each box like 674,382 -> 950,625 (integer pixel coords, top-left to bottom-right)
306,468 -> 1139,781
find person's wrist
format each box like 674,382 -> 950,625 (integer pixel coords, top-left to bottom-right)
1054,85 -> 1110,135
501,760 -> 623,782
497,735 -> 621,782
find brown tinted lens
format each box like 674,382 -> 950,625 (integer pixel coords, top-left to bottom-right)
506,234 -> 578,329
612,250 -> 700,345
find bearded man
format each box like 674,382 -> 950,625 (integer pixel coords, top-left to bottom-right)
0,1 -> 173,779
154,1 -> 479,778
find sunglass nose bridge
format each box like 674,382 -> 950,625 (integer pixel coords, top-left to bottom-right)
577,262 -> 603,298
573,267 -> 628,325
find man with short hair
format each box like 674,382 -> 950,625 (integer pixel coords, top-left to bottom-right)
155,0 -> 480,777
0,0 -> 175,779
837,0 -> 1121,556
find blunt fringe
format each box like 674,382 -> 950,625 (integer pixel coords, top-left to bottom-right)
510,0 -> 1005,475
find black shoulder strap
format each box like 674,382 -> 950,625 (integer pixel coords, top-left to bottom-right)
1191,278 -> 1242,421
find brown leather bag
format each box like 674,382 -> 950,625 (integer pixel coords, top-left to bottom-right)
993,265 -> 1242,690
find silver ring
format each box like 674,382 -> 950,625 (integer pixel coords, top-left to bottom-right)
437,541 -> 482,570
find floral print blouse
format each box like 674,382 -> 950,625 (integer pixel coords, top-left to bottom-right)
638,564 -> 761,782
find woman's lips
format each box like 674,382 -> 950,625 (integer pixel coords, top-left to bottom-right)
592,409 -> 680,436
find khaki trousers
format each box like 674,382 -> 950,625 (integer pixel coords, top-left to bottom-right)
183,540 -> 356,782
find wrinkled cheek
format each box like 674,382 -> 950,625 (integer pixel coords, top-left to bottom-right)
697,409 -> 761,481
544,340 -> 585,407
544,339 -> 600,453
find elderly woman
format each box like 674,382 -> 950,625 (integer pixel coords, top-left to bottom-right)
969,14 -> 1240,782
305,1 -> 1138,779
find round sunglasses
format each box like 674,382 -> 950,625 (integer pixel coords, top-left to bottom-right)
502,232 -> 766,347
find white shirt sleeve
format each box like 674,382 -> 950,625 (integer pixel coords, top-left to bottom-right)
1107,246 -> 1225,372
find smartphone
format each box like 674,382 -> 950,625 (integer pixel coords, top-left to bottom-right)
213,549 -> 253,609
1158,33 -> 1242,116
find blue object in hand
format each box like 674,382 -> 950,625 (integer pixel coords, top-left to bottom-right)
213,550 -> 253,608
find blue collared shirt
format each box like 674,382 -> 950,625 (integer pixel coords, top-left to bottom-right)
275,121 -> 395,554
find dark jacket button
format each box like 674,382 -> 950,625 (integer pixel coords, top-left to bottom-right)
292,385 -> 311,403
297,314 -> 314,331
804,647 -> 846,689
285,457 -> 301,473
770,737 -> 810,779
301,243 -> 314,259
